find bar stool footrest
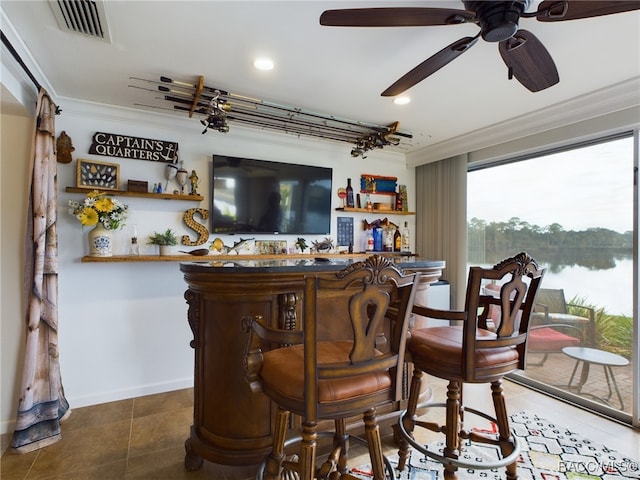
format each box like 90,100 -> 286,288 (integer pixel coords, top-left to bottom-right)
398,403 -> 520,471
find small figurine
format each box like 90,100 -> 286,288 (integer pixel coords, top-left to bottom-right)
189,170 -> 199,195
312,237 -> 334,253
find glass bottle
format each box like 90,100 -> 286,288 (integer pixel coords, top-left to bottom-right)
346,178 -> 355,208
395,187 -> 403,211
402,221 -> 411,253
129,225 -> 140,256
373,226 -> 383,252
366,228 -> 374,252
394,228 -> 401,252
384,227 -> 393,252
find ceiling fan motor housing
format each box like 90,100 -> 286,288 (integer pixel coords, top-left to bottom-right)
464,0 -> 530,42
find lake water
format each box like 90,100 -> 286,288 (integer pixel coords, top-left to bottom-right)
537,257 -> 633,317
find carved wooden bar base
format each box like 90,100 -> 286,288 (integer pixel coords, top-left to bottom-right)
180,258 -> 444,467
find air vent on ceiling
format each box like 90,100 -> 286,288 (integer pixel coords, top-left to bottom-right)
49,0 -> 111,43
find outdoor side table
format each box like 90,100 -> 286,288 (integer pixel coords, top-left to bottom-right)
562,346 -> 629,410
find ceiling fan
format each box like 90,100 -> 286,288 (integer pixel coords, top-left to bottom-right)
320,1 -> 640,95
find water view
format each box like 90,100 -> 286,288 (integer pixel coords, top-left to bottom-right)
467,136 -> 634,318
530,256 -> 632,317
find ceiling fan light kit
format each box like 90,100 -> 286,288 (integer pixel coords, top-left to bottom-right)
320,0 -> 640,95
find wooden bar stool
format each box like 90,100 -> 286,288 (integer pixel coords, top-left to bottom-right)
243,255 -> 420,480
397,252 -> 545,480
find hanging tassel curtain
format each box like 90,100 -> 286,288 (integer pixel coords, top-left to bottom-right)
11,88 -> 69,453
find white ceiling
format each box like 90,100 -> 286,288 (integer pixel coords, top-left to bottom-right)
2,1 -> 639,155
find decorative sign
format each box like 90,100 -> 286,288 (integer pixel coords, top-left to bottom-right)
89,132 -> 179,163
337,216 -> 354,247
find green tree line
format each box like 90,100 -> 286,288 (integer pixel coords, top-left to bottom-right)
468,217 -> 632,270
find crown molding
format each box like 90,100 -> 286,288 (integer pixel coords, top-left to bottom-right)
406,77 -> 640,167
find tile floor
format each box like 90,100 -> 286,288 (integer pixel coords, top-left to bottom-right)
1,377 -> 638,479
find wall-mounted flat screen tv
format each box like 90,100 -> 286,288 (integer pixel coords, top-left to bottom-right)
211,155 -> 333,235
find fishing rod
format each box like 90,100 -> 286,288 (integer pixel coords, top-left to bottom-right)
169,103 -> 362,144
133,83 -> 382,139
130,76 -> 412,138
162,94 -> 380,140
137,102 -> 410,148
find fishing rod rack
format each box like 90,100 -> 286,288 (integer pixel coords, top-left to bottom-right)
129,75 -> 413,158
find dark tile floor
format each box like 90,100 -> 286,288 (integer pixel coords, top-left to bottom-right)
2,377 -> 638,479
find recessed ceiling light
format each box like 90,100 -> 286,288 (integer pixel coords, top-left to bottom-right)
393,96 -> 411,105
253,58 -> 274,71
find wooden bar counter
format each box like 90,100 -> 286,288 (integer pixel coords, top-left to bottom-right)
179,255 -> 445,469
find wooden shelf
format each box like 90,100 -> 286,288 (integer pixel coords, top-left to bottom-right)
81,252 -> 414,263
335,207 -> 414,215
65,187 -> 203,202
359,190 -> 395,196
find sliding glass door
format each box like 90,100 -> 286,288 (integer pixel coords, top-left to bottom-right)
467,133 -> 638,426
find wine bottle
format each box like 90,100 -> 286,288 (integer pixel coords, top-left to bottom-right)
346,178 -> 355,208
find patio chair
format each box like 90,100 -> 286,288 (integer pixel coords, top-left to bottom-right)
528,288 -> 595,366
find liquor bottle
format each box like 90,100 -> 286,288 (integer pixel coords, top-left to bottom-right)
366,228 -> 374,252
384,227 -> 393,252
394,228 -> 401,252
373,226 -> 383,252
365,193 -> 373,210
395,188 -> 403,211
346,178 -> 355,208
402,221 -> 411,253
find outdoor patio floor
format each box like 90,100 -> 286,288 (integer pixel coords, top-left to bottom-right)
521,349 -> 633,415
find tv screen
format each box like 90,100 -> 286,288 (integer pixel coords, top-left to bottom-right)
211,155 -> 333,235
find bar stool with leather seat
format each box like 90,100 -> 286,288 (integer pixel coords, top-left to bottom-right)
397,252 -> 545,480
243,255 -> 420,480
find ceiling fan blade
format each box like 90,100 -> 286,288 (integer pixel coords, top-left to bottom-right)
320,7 -> 475,27
536,1 -> 640,21
381,36 -> 479,97
498,30 -> 559,92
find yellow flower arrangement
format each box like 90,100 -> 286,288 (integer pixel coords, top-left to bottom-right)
68,190 -> 128,230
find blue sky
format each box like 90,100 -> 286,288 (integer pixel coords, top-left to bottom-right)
467,136 -> 634,234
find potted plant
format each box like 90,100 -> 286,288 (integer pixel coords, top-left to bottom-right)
148,228 -> 178,256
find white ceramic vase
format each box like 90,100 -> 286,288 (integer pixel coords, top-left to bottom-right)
88,223 -> 113,257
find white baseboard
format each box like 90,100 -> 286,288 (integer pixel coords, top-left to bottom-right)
67,378 -> 194,409
1,378 -> 194,435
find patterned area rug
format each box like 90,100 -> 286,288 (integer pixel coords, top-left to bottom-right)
355,412 -> 639,479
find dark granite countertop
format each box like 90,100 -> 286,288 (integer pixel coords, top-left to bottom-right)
180,255 -> 445,274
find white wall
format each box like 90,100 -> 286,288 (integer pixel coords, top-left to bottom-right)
1,97 -> 415,434
0,109 -> 33,435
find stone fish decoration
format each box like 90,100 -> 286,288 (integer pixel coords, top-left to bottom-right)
56,131 -> 75,164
